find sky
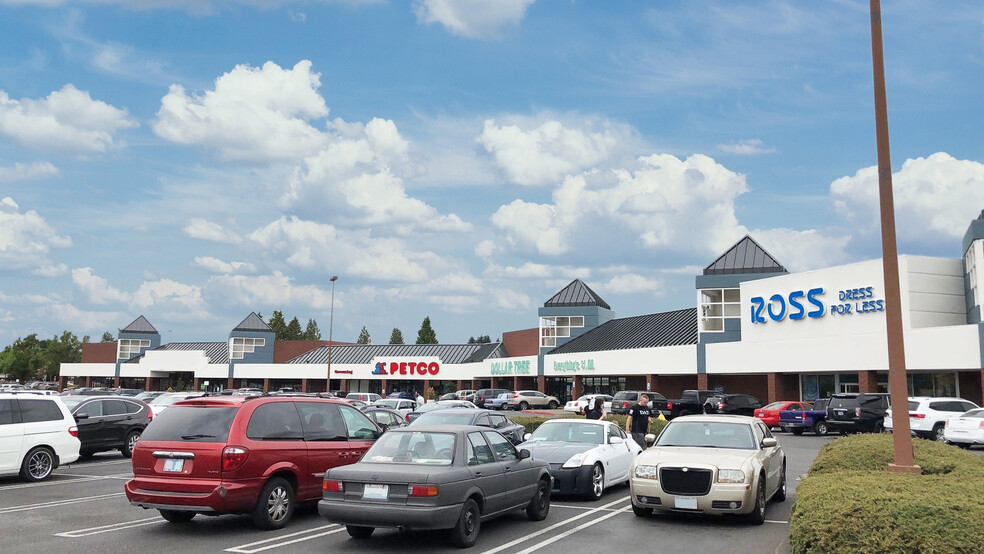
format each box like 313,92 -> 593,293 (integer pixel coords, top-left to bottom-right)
0,0 -> 982,348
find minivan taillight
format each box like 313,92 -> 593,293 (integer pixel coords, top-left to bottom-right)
68,426 -> 78,437
222,446 -> 249,472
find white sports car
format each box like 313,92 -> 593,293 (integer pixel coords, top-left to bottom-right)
564,394 -> 614,414
518,418 -> 642,500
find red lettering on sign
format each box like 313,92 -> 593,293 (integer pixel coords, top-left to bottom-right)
428,362 -> 439,375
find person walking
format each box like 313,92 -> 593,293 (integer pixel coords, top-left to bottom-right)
415,390 -> 425,407
625,394 -> 652,449
585,397 -> 607,420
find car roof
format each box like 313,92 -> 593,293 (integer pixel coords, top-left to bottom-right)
669,414 -> 759,424
537,418 -> 607,426
388,424 -> 496,434
61,395 -> 139,401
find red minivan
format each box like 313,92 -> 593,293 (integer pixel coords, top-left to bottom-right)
125,396 -> 379,529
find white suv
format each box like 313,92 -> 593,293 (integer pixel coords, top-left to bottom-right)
885,397 -> 980,441
0,393 -> 81,481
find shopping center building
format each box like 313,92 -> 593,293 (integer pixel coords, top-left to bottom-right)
61,212 -> 984,405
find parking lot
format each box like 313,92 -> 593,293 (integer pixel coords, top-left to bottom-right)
0,432 -> 846,554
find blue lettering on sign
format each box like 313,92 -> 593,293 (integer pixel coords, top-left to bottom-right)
806,288 -> 825,318
751,285 -> 886,324
788,290 -> 805,320
767,294 -> 786,321
750,297 -> 766,324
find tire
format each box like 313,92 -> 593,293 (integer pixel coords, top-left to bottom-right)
746,477 -> 766,525
791,428 -> 804,436
547,401 -> 558,409
873,421 -> 884,434
932,424 -> 945,442
632,504 -> 653,518
526,478 -> 551,521
159,509 -> 195,523
773,463 -> 787,502
346,525 -> 375,539
252,477 -> 295,530
519,401 -> 530,411
584,464 -> 604,501
78,449 -> 94,460
20,447 -> 54,482
814,421 -> 829,436
121,430 -> 141,458
449,498 -> 481,548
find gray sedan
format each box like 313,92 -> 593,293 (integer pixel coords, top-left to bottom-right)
318,425 -> 553,548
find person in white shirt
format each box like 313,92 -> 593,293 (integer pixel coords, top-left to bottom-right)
415,390 -> 425,407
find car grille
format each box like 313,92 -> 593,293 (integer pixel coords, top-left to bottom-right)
659,467 -> 712,496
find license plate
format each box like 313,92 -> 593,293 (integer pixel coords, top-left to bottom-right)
362,484 -> 388,500
674,496 -> 697,510
162,459 -> 184,472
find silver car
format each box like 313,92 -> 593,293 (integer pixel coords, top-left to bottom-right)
629,415 -> 786,524
505,390 -> 561,411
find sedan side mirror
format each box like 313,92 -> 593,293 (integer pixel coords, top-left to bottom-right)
644,433 -> 656,446
762,437 -> 778,448
518,449 -> 531,459
523,432 -> 532,441
610,437 -> 624,444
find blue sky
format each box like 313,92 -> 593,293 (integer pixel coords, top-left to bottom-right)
0,0 -> 982,347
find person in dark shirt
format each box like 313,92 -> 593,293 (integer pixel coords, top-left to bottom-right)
585,397 -> 607,420
625,395 -> 652,449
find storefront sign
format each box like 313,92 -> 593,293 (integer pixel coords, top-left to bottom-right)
371,359 -> 441,376
552,359 -> 596,372
749,286 -> 884,325
489,360 -> 532,376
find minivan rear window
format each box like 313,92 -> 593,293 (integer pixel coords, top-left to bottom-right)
141,406 -> 238,442
19,399 -> 64,423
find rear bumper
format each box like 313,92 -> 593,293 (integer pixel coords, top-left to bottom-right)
779,421 -> 808,429
125,477 -> 260,514
318,498 -> 461,530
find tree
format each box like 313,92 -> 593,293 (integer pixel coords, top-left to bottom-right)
101,332 -> 115,342
357,326 -> 371,344
389,328 -> 404,345
468,335 -> 491,344
303,319 -> 321,341
0,334 -> 45,383
415,316 -> 437,344
285,317 -> 303,340
42,331 -> 86,380
268,310 -> 287,340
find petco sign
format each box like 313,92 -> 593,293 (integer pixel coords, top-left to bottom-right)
371,358 -> 442,377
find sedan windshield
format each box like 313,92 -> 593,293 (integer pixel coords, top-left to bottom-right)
364,431 -> 455,465
656,421 -> 756,450
528,422 -> 604,445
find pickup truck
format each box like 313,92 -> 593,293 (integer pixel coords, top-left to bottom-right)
779,398 -> 831,435
665,389 -> 717,419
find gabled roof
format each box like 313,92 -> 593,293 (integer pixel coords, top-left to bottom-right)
704,235 -> 786,276
124,342 -> 229,364
287,343 -> 506,365
548,308 -> 697,354
544,279 -> 611,310
120,316 -> 158,334
233,312 -> 273,333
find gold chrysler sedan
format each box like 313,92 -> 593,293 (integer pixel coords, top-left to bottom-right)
629,415 -> 785,525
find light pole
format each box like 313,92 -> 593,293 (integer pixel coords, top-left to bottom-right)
868,0 -> 919,473
327,275 -> 338,394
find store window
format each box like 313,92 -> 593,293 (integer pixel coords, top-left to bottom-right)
698,289 -> 740,333
540,316 -> 585,348
800,374 -> 837,401
230,337 -> 265,360
118,339 -> 151,360
838,373 -> 859,394
966,246 -> 978,311
907,373 -> 957,397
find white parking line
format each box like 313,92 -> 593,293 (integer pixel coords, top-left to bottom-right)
0,473 -> 131,491
480,496 -> 630,554
765,519 -> 789,524
224,524 -> 343,553
512,507 -> 630,554
551,503 -> 626,512
0,492 -> 124,514
55,517 -> 161,538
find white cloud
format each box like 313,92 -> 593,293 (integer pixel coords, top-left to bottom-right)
0,85 -> 136,154
830,152 -> 984,241
42,303 -> 120,331
602,274 -> 663,295
484,262 -> 591,280
205,271 -> 336,310
750,228 -> 852,272
479,117 -> 624,186
0,196 -> 72,273
31,263 -> 67,277
717,138 -> 776,155
183,218 -> 242,244
413,0 -> 535,39
132,278 -> 209,319
72,267 -> 132,304
0,162 -> 58,183
154,60 -> 329,162
427,295 -> 481,314
491,288 -> 532,311
475,239 -> 500,259
193,256 -> 255,274
491,153 -> 750,256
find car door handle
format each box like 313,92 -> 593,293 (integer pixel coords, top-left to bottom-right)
474,471 -> 482,476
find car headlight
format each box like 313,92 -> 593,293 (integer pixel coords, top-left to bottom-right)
717,469 -> 746,483
634,465 -> 659,480
562,453 -> 587,468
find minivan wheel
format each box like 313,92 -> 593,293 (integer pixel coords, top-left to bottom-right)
20,447 -> 54,482
121,430 -> 141,458
449,499 -> 481,548
253,477 -> 295,530
159,510 -> 195,523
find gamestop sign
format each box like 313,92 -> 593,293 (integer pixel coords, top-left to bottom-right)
371,358 -> 441,378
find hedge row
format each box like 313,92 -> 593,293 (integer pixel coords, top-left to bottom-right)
790,434 -> 984,554
509,413 -> 669,436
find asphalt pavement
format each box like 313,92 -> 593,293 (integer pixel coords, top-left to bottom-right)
0,433 -> 841,554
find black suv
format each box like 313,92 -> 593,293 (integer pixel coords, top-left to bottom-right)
826,393 -> 890,434
611,390 -> 668,415
60,395 -> 153,458
702,394 -> 763,416
473,388 -> 510,409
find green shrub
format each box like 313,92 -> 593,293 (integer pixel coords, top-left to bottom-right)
791,434 -> 984,554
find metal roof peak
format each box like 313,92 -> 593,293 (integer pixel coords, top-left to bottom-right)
120,315 -> 158,334
544,279 -> 611,310
233,312 -> 272,332
703,235 -> 787,276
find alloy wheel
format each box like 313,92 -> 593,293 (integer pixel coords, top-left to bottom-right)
267,487 -> 289,522
592,465 -> 604,497
29,451 -> 52,480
